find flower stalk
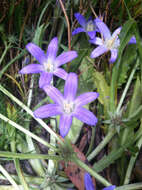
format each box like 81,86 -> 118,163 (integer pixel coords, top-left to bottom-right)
73,157 -> 112,187
116,59 -> 139,113
0,42 -> 11,65
0,151 -> 62,161
115,183 -> 142,190
87,129 -> 116,161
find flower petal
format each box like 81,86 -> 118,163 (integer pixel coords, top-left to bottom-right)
64,73 -> 78,101
87,31 -> 96,39
72,27 -> 85,35
34,104 -> 62,118
55,51 -> 78,67
129,36 -> 136,44
89,37 -> 103,45
59,114 -> 73,137
75,92 -> 99,107
46,37 -> 58,59
74,13 -> 86,27
94,18 -> 100,32
112,27 -> 121,39
84,173 -> 95,190
43,85 -> 64,105
90,45 -> 108,58
39,72 -> 53,88
26,43 -> 46,64
73,107 -> 98,126
103,185 -> 116,190
54,68 -> 68,80
95,18 -> 111,40
19,64 -> 44,74
109,49 -> 118,63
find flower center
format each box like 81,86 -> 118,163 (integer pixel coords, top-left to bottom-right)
86,20 -> 95,32
105,36 -> 120,50
63,101 -> 74,114
43,59 -> 54,72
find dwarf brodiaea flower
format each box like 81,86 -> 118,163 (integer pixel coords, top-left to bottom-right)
84,172 -> 116,190
19,37 -> 78,88
90,18 -> 136,63
72,13 -> 98,39
34,73 -> 99,137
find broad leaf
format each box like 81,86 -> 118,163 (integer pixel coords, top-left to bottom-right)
93,71 -> 110,115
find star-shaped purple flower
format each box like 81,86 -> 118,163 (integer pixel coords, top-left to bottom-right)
72,13 -> 97,39
90,18 -> 136,63
34,73 -> 99,137
19,37 -> 78,88
84,172 -> 116,190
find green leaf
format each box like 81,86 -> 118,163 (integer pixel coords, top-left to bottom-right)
128,76 -> 142,116
119,19 -> 136,50
93,136 -> 134,172
118,45 -> 137,88
123,105 -> 142,125
33,24 -> 47,45
79,56 -> 96,92
70,49 -> 88,74
134,24 -> 142,79
93,71 -> 110,114
127,145 -> 139,156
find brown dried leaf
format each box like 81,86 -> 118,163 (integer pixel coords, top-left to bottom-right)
61,144 -> 96,190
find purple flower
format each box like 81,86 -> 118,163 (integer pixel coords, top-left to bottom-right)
72,13 -> 97,39
19,37 -> 78,88
84,173 -> 116,190
128,36 -> 136,44
102,186 -> 116,190
34,73 -> 99,137
84,173 -> 95,190
90,18 -> 136,63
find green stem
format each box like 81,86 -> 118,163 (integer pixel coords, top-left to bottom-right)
14,159 -> 29,190
0,151 -> 62,161
0,113 -> 57,151
115,183 -> 142,190
0,85 -> 63,145
0,186 -> 22,190
86,126 -> 96,156
74,158 -> 111,187
0,174 -> 44,184
0,164 -> 20,190
0,43 -> 11,65
116,59 -> 139,113
87,129 -> 116,161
